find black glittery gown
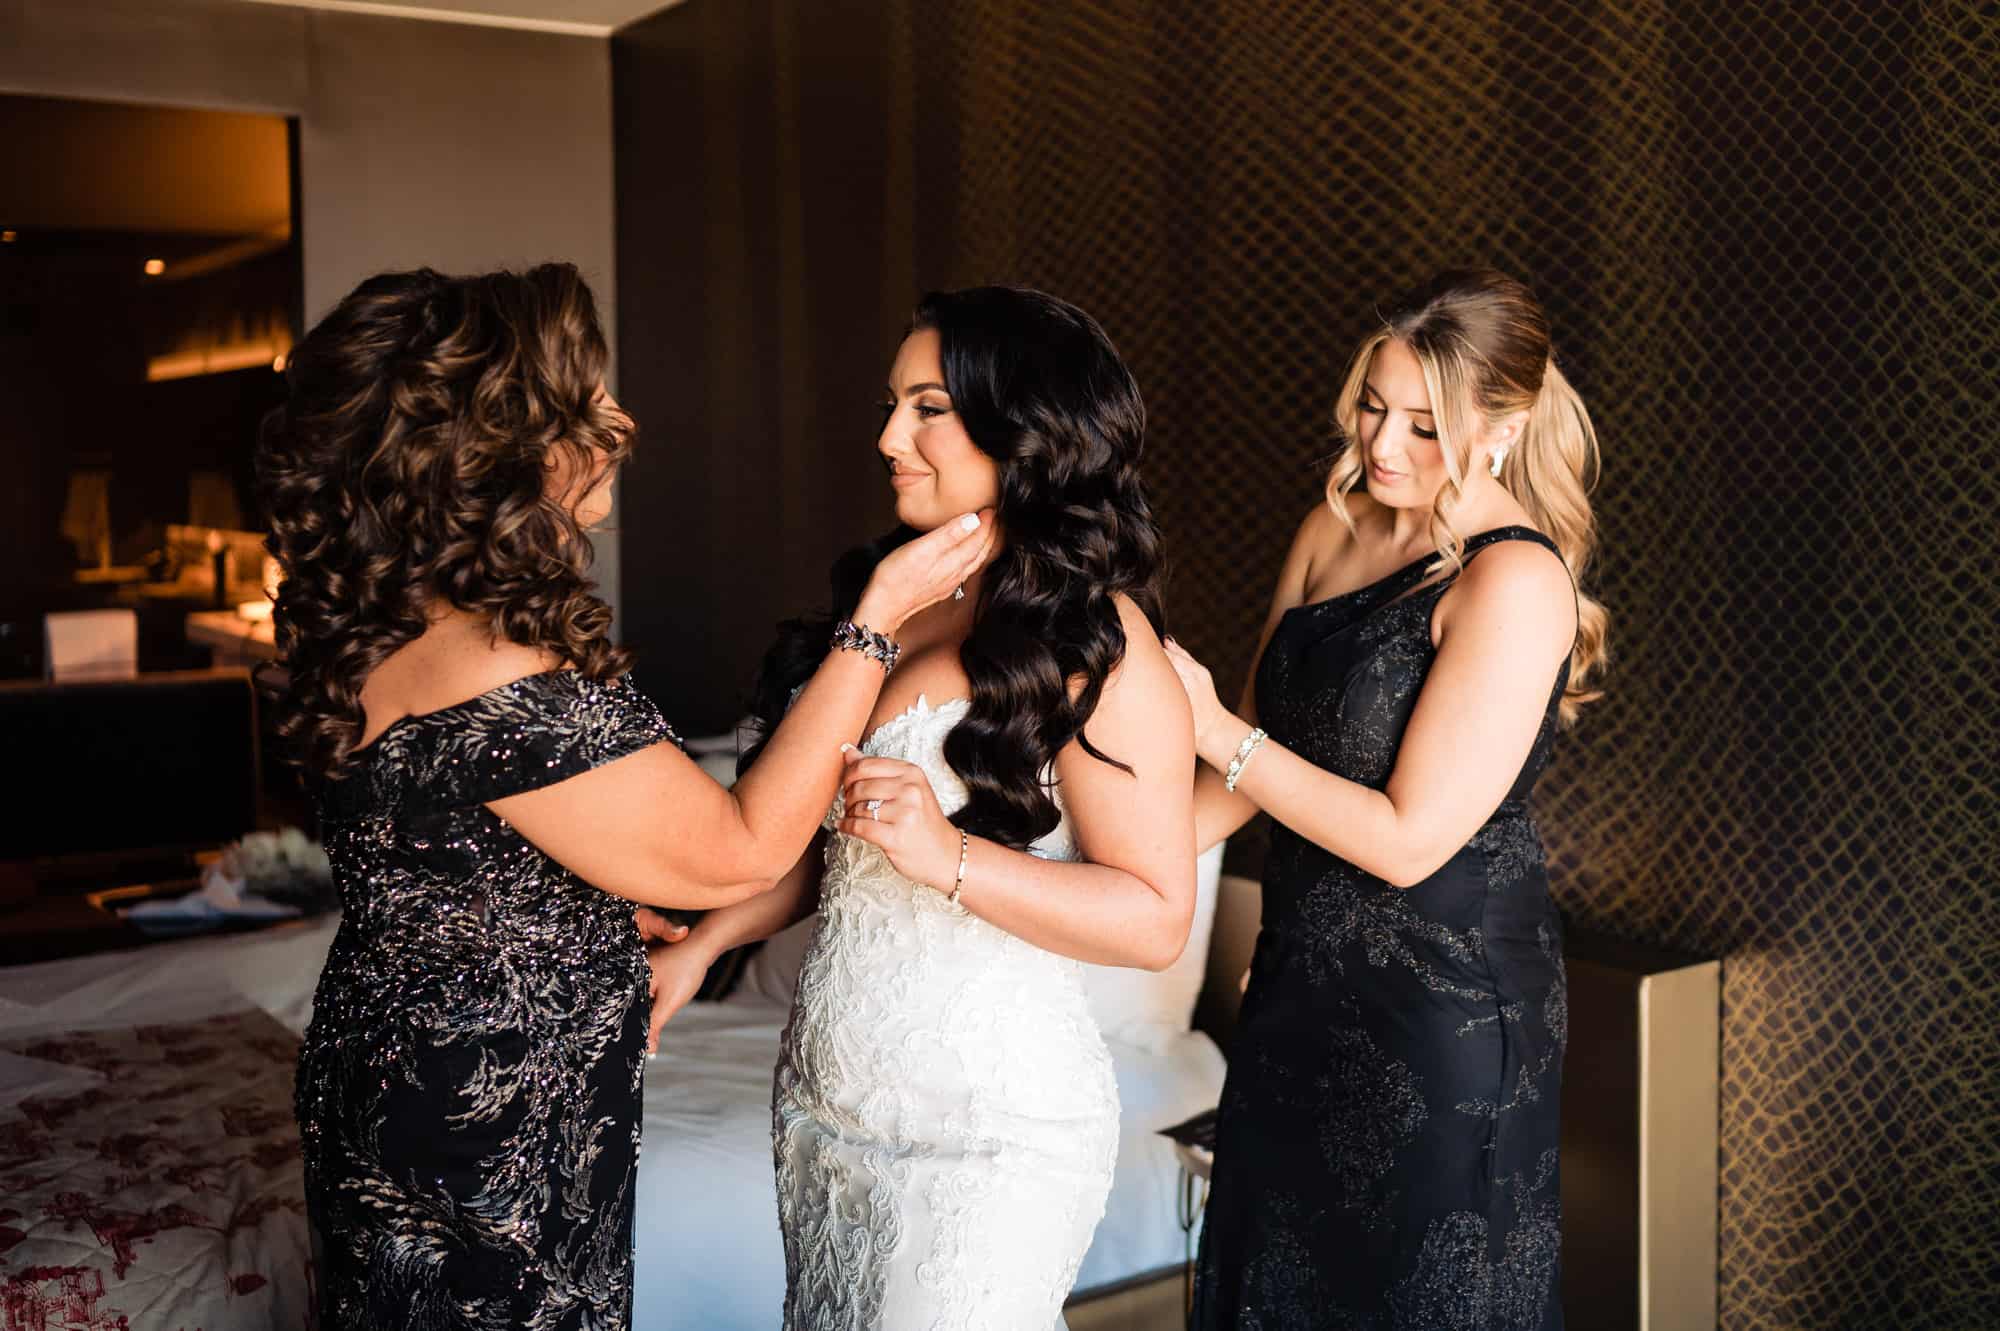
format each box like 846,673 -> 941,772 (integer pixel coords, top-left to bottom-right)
297,670 -> 677,1331
1194,527 -> 1570,1331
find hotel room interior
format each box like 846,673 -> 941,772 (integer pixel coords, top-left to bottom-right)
0,1 -> 1990,1328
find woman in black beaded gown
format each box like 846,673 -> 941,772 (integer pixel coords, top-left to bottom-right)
258,264 -> 993,1331
1165,270 -> 1609,1330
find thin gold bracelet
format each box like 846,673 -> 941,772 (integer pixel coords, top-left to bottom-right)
947,830 -> 970,905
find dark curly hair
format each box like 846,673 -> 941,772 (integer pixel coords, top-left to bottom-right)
257,263 -> 633,778
745,286 -> 1166,849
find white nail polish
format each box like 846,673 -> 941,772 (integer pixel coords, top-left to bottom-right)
960,513 -> 980,531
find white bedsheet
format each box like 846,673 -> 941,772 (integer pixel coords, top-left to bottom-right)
0,921 -> 340,1331
0,914 -> 337,1044
635,996 -> 1224,1330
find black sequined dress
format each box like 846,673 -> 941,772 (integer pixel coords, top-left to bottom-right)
1194,528 -> 1570,1331
297,670 -> 677,1331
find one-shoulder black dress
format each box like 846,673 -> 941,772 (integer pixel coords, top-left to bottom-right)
297,670 -> 676,1331
1194,527 -> 1571,1331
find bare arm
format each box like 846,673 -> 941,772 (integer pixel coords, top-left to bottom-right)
678,832 -> 826,967
1188,505 -> 1333,853
489,511 -> 996,910
640,835 -> 825,1048
1171,542 -> 1576,887
839,597 -> 1198,971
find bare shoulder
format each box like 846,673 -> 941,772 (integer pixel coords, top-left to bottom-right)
1294,495 -> 1352,555
364,614 -> 566,727
1111,592 -> 1165,652
1101,592 -> 1183,706
1445,538 -> 1576,647
1067,593 -> 1190,774
1266,495 -> 1372,612
433,635 -> 568,705
1295,494 -> 1365,577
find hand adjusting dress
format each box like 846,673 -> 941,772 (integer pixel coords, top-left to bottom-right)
1194,528 -> 1572,1331
773,695 -> 1120,1330
297,670 -> 677,1331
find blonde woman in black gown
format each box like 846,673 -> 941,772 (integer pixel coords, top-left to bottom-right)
1166,270 -> 1608,1330
262,264 -> 992,1330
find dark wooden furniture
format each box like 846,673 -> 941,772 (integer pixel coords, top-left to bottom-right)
0,667 -> 268,964
0,666 -> 260,861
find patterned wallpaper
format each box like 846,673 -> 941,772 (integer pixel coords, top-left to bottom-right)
613,3 -> 1998,1324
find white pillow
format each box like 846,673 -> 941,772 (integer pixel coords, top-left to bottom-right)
1080,840 -> 1224,1053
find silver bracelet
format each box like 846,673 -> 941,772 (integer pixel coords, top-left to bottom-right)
830,620 -> 901,673
947,829 -> 970,905
1223,726 -> 1268,793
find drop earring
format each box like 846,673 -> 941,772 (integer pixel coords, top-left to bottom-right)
1489,446 -> 1508,479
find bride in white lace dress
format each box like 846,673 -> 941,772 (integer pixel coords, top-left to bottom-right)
778,692 -> 1118,1328
643,287 -> 1196,1329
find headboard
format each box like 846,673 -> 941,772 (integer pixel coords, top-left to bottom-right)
0,667 -> 260,861
1191,872 -> 1262,1052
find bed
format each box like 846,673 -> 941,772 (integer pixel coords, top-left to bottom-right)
632,898 -> 1227,1329
0,850 -> 1231,1330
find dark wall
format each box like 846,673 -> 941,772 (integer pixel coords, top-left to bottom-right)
0,0 -> 623,618
0,229 -> 292,614
613,1 -> 925,730
612,3 -> 1997,1326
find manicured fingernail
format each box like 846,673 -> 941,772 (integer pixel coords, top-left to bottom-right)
960,513 -> 980,531
840,743 -> 855,754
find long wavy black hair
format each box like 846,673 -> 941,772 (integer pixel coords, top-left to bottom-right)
744,286 -> 1166,849
257,263 -> 632,778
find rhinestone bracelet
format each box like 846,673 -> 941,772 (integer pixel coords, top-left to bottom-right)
830,620 -> 901,673
1223,726 -> 1268,793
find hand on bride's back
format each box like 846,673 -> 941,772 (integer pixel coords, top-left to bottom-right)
853,509 -> 997,634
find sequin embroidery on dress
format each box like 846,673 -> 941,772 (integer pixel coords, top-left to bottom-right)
1193,528 -> 1571,1331
296,671 -> 677,1331
773,695 -> 1120,1331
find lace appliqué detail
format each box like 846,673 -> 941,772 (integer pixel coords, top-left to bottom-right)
774,696 -> 1118,1330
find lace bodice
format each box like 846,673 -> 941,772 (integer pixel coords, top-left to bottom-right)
821,692 -> 1078,882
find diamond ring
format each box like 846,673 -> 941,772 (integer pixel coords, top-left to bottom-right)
865,799 -> 883,819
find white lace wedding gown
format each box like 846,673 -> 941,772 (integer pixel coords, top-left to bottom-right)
773,695 -> 1120,1330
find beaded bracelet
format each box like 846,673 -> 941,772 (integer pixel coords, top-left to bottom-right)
830,620 -> 901,673
1223,726 -> 1268,793
947,829 -> 970,905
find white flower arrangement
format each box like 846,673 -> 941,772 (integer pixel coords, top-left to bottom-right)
125,827 -> 334,928
222,826 -> 332,889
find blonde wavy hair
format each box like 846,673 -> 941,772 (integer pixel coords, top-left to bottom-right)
1326,268 -> 1607,723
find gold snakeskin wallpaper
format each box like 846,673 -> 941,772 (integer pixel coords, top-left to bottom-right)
612,3 -> 1997,1326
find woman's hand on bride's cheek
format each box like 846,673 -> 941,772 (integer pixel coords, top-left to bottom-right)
836,750 -> 961,893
